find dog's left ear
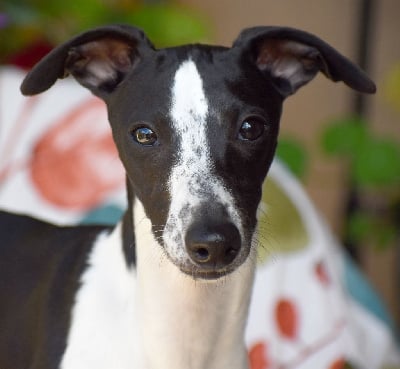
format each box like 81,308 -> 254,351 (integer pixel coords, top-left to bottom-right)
233,26 -> 376,97
21,25 -> 154,98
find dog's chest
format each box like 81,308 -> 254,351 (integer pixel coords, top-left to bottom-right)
59,226 -> 138,369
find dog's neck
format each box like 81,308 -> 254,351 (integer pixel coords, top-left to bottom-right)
132,198 -> 255,369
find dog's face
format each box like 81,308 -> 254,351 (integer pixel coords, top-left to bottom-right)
109,47 -> 282,278
21,25 -> 375,279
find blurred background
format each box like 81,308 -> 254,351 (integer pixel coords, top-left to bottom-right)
1,0 -> 399,332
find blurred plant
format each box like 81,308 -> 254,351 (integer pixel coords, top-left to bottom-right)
321,116 -> 400,249
0,0 -> 211,67
320,60 -> 400,250
276,138 -> 308,179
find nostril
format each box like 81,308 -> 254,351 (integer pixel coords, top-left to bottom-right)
194,246 -> 211,263
185,221 -> 241,269
225,247 -> 239,259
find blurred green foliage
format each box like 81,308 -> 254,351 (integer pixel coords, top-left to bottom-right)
322,117 -> 400,188
319,60 -> 400,250
0,0 -> 212,62
321,115 -> 400,249
276,138 -> 308,179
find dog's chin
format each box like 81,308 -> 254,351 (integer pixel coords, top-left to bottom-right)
180,267 -> 233,281
176,257 -> 248,281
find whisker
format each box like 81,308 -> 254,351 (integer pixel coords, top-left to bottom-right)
134,215 -> 147,228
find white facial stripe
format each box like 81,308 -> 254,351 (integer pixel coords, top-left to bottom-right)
164,59 -> 242,263
170,60 -> 208,127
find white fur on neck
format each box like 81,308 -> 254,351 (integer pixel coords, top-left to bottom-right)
59,224 -> 138,369
134,198 -> 254,369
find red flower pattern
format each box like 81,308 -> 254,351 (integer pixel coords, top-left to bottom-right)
30,98 -> 125,209
275,298 -> 299,340
249,341 -> 270,369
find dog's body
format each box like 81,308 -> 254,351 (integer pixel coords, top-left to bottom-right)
0,25 -> 375,369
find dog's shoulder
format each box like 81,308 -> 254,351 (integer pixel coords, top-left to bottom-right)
0,209 -> 112,292
0,209 -> 110,250
0,210 -> 113,368
0,209 -> 112,295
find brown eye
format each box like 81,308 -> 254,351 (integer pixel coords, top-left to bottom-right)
132,126 -> 158,146
238,118 -> 265,141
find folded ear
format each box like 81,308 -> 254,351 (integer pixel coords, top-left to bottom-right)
21,25 -> 154,98
233,26 -> 376,97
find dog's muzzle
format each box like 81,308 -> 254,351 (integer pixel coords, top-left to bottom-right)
164,197 -> 246,279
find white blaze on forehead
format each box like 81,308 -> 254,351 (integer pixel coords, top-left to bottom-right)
170,59 -> 210,189
164,59 -> 242,263
171,60 -> 208,124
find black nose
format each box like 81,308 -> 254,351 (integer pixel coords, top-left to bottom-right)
185,222 -> 241,269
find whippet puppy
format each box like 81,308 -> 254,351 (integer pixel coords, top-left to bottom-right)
0,25 -> 375,369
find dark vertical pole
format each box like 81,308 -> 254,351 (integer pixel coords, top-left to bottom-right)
344,0 -> 375,259
354,0 -> 375,115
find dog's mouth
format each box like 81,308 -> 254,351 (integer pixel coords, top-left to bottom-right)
169,245 -> 251,281
156,234 -> 245,280
178,264 -> 238,280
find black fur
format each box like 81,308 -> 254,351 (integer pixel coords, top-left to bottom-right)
0,211 -> 110,368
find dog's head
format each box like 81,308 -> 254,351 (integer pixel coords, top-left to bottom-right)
21,25 -> 375,279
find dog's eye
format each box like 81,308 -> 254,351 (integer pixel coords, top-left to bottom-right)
132,126 -> 158,146
238,118 -> 265,141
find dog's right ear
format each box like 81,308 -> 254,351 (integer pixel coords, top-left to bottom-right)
21,25 -> 154,98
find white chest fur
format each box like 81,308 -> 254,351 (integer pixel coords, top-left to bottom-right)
134,198 -> 254,369
59,224 -> 138,369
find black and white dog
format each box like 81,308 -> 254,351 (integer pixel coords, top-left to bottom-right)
0,25 -> 375,369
